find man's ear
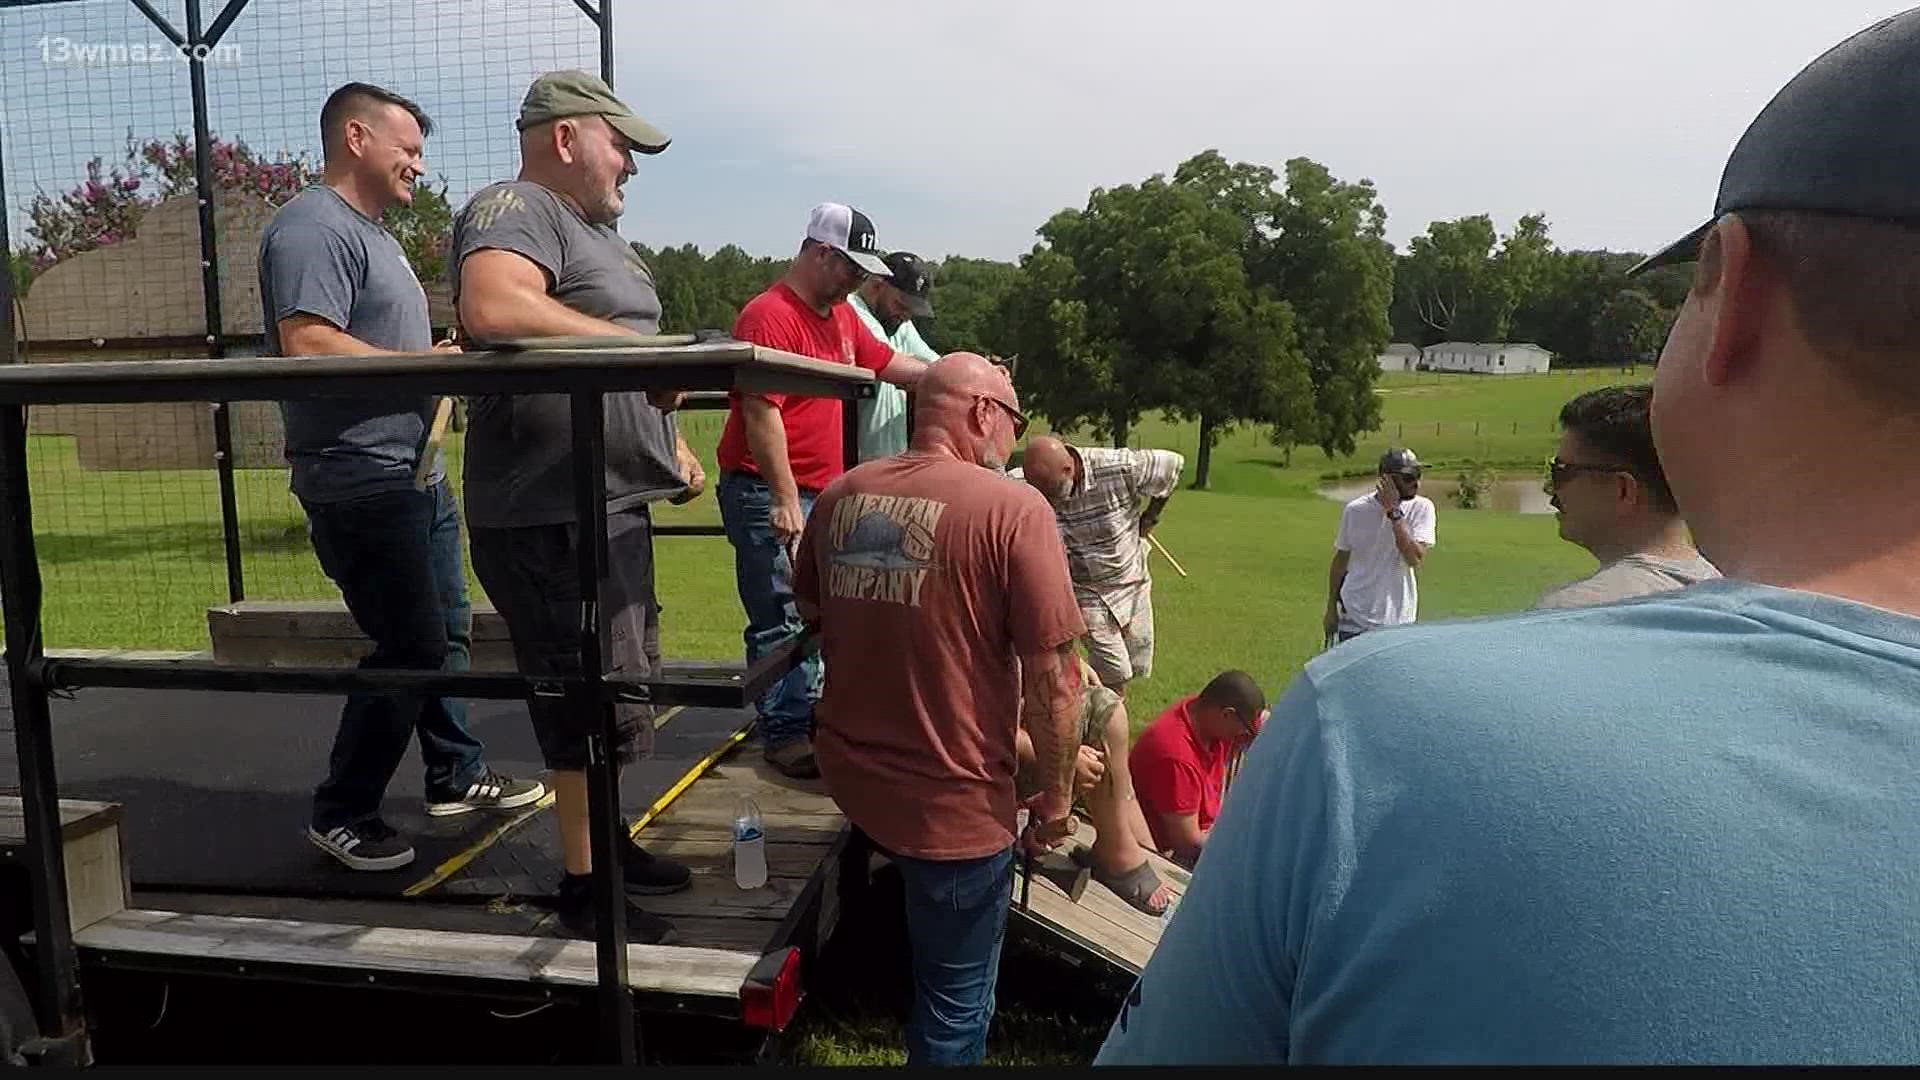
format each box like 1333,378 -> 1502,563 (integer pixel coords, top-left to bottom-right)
1700,215 -> 1767,389
552,119 -> 578,165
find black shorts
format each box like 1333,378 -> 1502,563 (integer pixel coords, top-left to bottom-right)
470,506 -> 659,771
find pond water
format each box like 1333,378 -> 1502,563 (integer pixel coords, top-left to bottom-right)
1318,474 -> 1555,515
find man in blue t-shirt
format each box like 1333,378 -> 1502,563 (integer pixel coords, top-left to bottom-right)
1098,11 -> 1920,1066
261,83 -> 545,873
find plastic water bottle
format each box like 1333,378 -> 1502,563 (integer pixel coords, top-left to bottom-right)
733,795 -> 767,890
1161,891 -> 1181,922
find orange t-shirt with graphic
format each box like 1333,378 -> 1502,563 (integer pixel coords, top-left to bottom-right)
794,452 -> 1086,860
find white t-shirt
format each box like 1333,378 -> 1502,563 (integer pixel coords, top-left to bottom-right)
1334,493 -> 1437,633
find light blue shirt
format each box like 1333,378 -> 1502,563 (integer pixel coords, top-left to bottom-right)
848,293 -> 939,462
1096,580 -> 1920,1065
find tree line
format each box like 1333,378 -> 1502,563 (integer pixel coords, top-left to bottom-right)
9,136 -> 1691,489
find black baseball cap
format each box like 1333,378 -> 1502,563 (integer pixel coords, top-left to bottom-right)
881,251 -> 934,319
1380,448 -> 1422,476
1630,8 -> 1920,277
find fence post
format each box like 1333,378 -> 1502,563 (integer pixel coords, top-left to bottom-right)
185,0 -> 245,603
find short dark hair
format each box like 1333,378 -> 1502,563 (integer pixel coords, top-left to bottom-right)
1196,670 -> 1265,722
1557,385 -> 1677,514
320,82 -> 433,158
1736,208 -> 1920,403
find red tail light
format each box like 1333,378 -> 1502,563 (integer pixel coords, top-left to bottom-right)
740,946 -> 803,1031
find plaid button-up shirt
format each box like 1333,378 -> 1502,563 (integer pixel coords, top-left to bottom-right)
1049,446 -> 1184,611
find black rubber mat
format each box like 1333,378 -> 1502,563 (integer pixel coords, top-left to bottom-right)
0,682 -> 747,901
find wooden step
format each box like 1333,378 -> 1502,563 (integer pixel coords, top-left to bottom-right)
0,797 -> 130,933
73,908 -> 760,1000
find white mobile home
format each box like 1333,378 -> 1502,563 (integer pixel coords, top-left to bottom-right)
1423,342 -> 1552,374
1376,343 -> 1421,372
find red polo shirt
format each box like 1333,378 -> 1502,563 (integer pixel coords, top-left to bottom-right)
718,282 -> 895,492
1130,695 -> 1232,852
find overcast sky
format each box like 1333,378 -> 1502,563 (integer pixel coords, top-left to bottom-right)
5,0 -> 1915,263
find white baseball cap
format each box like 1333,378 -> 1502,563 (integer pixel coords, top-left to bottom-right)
805,202 -> 890,276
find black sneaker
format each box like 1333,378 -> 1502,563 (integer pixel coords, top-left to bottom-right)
306,819 -> 415,872
764,739 -> 820,780
555,874 -> 677,945
425,768 -> 548,817
621,840 -> 693,896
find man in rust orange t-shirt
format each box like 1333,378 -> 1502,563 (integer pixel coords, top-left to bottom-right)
719,202 -> 928,778
1130,671 -> 1266,869
795,353 -> 1085,1066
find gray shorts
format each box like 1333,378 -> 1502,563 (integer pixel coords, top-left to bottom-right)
470,506 -> 659,771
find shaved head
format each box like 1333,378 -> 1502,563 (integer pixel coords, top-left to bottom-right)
1022,435 -> 1077,502
910,352 -> 1024,469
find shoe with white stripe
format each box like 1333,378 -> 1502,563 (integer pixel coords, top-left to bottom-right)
424,768 -> 547,817
305,819 -> 416,872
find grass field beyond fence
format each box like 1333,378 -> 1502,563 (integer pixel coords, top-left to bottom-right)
11,368 -> 1636,732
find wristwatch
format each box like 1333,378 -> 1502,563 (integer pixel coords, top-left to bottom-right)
1387,507 -> 1405,522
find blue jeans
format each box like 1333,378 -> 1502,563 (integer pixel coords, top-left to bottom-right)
717,471 -> 820,749
304,482 -> 484,830
892,845 -> 1016,1066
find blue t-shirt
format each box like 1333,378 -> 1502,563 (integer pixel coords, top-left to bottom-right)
1097,580 -> 1920,1065
260,186 -> 438,504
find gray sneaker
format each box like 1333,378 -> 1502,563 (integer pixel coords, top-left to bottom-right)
425,768 -> 547,817
306,819 -> 416,872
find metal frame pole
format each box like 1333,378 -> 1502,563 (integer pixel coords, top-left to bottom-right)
0,403 -> 86,1064
184,0 -> 245,603
570,390 -> 637,1065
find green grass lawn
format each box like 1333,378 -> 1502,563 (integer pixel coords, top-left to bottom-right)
9,369 -> 1637,1065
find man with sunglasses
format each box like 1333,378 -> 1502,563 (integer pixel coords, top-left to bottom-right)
1099,10 -> 1920,1064
718,203 -> 930,777
1538,386 -> 1717,609
794,352 -> 1081,1065
1323,448 -> 1436,643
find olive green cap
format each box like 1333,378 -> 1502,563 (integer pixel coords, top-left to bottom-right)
517,70 -> 670,154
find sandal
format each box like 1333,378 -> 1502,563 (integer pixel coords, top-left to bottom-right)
1087,857 -> 1170,917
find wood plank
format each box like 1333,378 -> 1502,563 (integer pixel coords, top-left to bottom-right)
650,807 -> 845,840
633,836 -> 838,880
74,909 -> 759,999
1003,822 -> 1192,976
0,795 -> 123,844
132,892 -> 778,953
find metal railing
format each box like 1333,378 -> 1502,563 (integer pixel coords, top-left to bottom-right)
0,337 -> 873,1065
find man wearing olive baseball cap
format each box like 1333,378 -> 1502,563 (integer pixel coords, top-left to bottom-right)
448,69 -> 703,946
1100,8 -> 1920,1065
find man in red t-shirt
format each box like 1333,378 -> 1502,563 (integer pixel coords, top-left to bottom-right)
794,352 -> 1084,1066
1130,671 -> 1266,869
719,202 -> 929,778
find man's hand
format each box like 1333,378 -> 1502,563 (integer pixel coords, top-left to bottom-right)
771,496 -> 806,550
1323,603 -> 1340,641
671,442 -> 706,504
1020,790 -> 1077,856
432,341 -> 462,354
1374,476 -> 1402,513
1073,745 -> 1107,796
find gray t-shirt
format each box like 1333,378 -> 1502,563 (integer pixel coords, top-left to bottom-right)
260,185 -> 437,503
450,180 -> 685,528
1536,552 -> 1722,610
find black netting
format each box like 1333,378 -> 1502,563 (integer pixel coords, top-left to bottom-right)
3,0 -> 603,650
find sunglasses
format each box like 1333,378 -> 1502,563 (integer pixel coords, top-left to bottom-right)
1546,457 -> 1633,489
978,394 -> 1029,438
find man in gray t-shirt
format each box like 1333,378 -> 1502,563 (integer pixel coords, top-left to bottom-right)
260,82 -> 544,874
1537,385 -> 1720,610
451,70 -> 701,945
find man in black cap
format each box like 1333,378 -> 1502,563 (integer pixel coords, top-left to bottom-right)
452,70 -> 699,944
1098,9 -> 1920,1064
1322,447 -> 1435,643
847,251 -> 940,460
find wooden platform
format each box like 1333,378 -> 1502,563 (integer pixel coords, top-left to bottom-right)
1009,823 -> 1189,976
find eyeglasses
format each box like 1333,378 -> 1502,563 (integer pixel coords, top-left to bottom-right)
978,394 -> 1029,438
1546,457 -> 1633,490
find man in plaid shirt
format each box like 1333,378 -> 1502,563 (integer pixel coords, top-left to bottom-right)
1020,436 -> 1184,695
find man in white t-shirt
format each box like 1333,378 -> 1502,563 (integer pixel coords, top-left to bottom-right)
1323,448 -> 1436,642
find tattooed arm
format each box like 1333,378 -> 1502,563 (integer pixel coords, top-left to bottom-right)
1019,639 -> 1084,849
